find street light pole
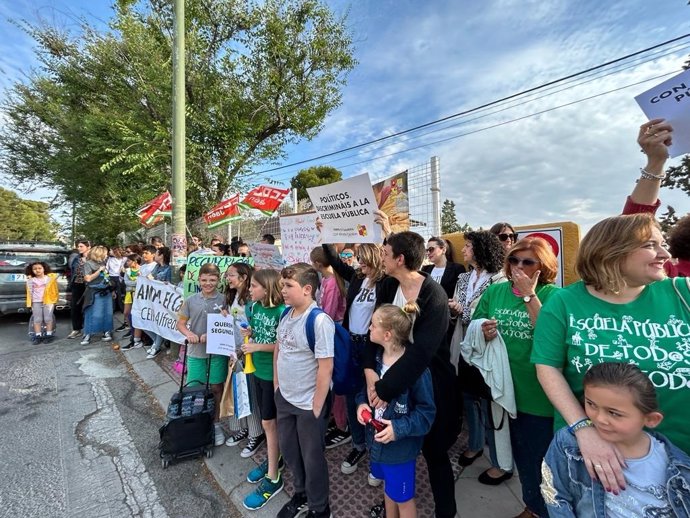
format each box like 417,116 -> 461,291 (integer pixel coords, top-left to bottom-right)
171,0 -> 187,269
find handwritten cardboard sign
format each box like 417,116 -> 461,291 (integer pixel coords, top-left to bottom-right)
307,173 -> 381,243
279,212 -> 321,265
184,253 -> 254,298
635,68 -> 690,158
248,243 -> 285,270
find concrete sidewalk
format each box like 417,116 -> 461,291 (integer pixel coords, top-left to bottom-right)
121,342 -> 525,517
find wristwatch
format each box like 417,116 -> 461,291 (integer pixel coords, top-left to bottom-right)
522,293 -> 536,303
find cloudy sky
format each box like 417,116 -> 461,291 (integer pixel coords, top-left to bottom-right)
1,0 -> 689,232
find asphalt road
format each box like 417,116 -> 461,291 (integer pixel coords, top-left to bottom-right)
0,311 -> 240,518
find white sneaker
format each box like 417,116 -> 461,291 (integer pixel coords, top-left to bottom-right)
146,348 -> 161,359
368,472 -> 383,487
132,340 -> 143,349
102,332 -> 113,342
80,335 -> 91,346
214,423 -> 226,447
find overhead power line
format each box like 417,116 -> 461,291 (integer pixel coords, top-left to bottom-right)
252,32 -> 690,176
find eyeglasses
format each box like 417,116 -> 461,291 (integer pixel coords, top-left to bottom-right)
507,256 -> 539,267
340,252 -> 354,258
497,233 -> 519,242
426,247 -> 438,253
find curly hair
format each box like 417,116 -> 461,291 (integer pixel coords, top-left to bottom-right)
464,231 -> 505,273
668,214 -> 690,260
25,261 -> 52,277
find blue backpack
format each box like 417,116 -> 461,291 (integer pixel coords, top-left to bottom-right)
281,307 -> 362,395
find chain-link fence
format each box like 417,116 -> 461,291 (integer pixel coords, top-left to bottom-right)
128,157 -> 441,246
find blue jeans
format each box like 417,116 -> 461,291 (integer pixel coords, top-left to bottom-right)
145,330 -> 164,351
510,411 -> 553,518
346,392 -> 365,449
463,393 -> 499,468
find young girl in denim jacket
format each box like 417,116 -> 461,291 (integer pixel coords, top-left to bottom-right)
356,303 -> 436,518
541,362 -> 690,518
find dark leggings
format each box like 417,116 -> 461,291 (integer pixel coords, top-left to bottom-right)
70,283 -> 86,331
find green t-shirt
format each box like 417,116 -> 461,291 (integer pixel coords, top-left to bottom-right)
247,302 -> 286,381
474,282 -> 559,417
532,279 -> 690,454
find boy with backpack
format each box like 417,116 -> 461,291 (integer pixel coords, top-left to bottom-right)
275,263 -> 335,518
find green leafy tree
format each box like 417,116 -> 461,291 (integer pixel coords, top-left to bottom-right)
0,188 -> 56,241
291,165 -> 343,202
660,156 -> 690,233
0,0 -> 356,242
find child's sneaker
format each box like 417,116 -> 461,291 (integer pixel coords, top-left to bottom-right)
247,456 -> 285,483
132,339 -> 143,349
146,348 -> 161,359
325,427 -> 351,449
102,332 -> 113,342
368,472 -> 383,487
225,428 -> 249,446
80,334 -> 91,346
305,505 -> 332,518
214,423 -> 226,447
115,323 -> 128,331
277,492 -> 308,518
341,447 -> 366,474
241,433 -> 266,458
123,329 -> 132,338
120,340 -> 134,351
243,474 -> 284,510
43,334 -> 54,344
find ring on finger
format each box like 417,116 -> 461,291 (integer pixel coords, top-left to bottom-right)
594,464 -> 602,469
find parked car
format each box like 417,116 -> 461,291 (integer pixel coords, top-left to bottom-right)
0,242 -> 72,315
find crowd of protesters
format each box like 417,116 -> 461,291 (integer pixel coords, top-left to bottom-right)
32,119 -> 690,518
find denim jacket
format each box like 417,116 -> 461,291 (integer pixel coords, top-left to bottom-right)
541,427 -> 690,518
355,352 -> 436,464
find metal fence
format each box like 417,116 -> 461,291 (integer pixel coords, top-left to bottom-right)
129,157 -> 441,246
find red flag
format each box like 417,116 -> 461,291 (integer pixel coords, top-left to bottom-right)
204,195 -> 241,229
136,191 -> 172,226
239,186 -> 290,216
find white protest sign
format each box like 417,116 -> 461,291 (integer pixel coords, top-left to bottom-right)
131,278 -> 186,343
249,243 -> 286,270
307,173 -> 381,243
205,313 -> 237,358
635,68 -> 690,158
279,212 -> 321,264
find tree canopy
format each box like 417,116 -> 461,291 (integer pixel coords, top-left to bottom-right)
441,199 -> 471,234
0,188 -> 56,241
290,165 -> 343,202
0,0 -> 356,243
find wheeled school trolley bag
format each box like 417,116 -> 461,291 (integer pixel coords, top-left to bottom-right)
158,343 -> 216,468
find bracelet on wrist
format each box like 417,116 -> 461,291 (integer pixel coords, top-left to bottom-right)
637,167 -> 666,182
568,417 -> 593,435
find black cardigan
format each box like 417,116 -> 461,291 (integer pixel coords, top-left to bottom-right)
322,244 -> 385,332
362,273 -> 451,402
421,262 -> 466,299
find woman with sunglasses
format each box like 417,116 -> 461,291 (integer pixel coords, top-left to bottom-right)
469,237 -> 559,518
490,222 -> 519,253
422,237 -> 466,299
321,242 -> 388,477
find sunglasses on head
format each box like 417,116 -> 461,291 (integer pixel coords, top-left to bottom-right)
340,252 -> 353,258
497,233 -> 519,242
507,256 -> 539,267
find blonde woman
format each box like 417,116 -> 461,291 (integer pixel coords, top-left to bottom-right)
81,245 -> 115,345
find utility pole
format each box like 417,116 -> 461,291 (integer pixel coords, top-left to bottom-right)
171,0 -> 187,269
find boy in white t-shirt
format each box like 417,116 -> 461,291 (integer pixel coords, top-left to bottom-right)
275,263 -> 335,518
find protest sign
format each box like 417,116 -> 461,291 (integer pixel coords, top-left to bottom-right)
184,253 -> 254,298
372,171 -> 410,233
131,278 -> 186,343
279,212 -> 321,264
205,313 -> 237,358
635,68 -> 690,158
249,243 -> 285,270
307,173 -> 380,243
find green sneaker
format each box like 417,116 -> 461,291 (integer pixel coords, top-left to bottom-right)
247,456 -> 285,484
243,474 -> 284,510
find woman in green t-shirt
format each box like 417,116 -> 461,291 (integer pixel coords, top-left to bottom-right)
533,212 -> 690,498
471,237 -> 559,518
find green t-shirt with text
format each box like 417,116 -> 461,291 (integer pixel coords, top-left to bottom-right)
474,282 -> 559,417
532,279 -> 690,454
247,302 -> 286,381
